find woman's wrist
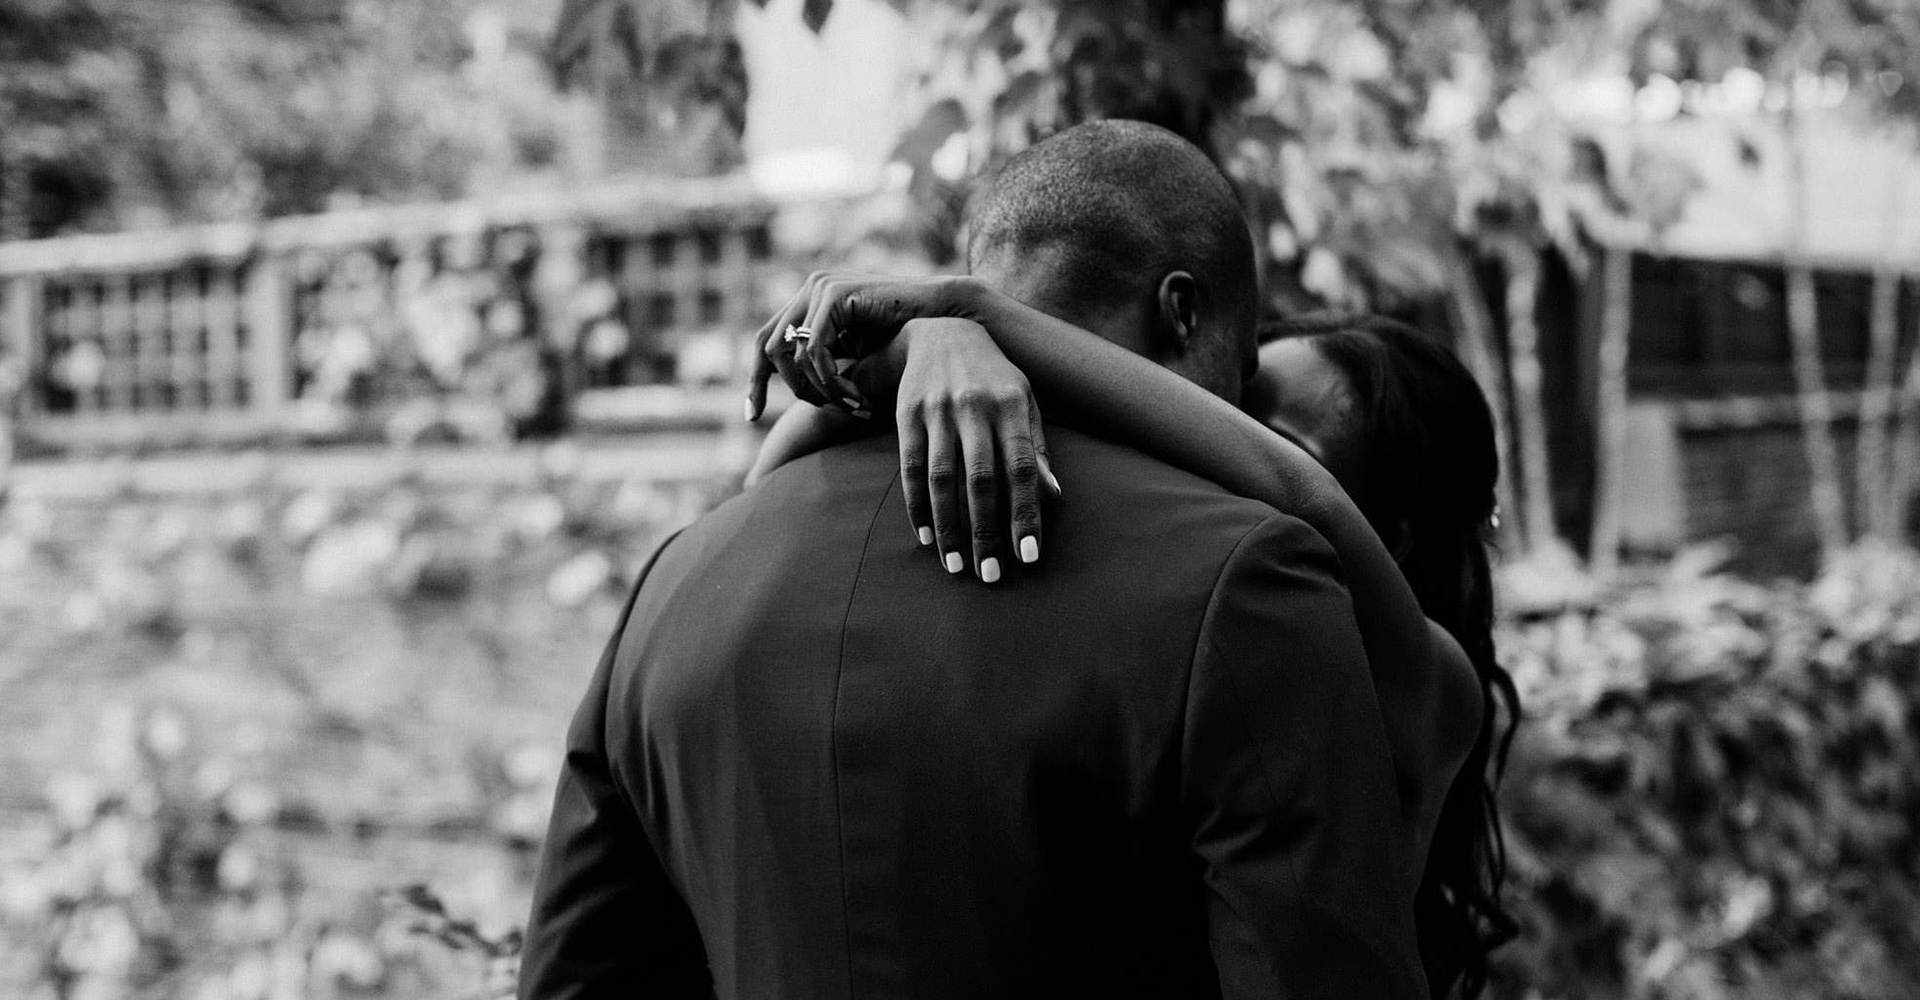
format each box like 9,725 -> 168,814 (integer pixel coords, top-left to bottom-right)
941,278 -> 1060,353
927,274 -> 1028,334
934,274 -> 992,321
891,312 -> 977,364
898,314 -> 991,347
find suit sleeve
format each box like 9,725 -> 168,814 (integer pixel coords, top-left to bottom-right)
518,538 -> 712,1000
1182,513 -> 1428,1000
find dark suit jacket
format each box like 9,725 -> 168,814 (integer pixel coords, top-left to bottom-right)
519,426 -> 1426,1000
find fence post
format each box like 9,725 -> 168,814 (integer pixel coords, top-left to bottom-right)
535,222 -> 588,420
1,275 -> 38,491
4,275 -> 41,410
246,253 -> 293,422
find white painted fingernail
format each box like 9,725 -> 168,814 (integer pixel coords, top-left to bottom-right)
839,396 -> 863,410
1043,466 -> 1062,496
918,527 -> 934,546
743,398 -> 757,423
1019,536 -> 1039,564
944,552 -> 964,574
979,558 -> 1001,584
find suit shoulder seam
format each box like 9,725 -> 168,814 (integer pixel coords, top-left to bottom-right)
1181,512 -> 1314,942
601,526 -> 688,810
1174,511 -> 1288,770
829,469 -> 901,992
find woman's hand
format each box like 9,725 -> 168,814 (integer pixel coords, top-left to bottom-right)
893,318 -> 1061,584
744,271 -> 1060,583
744,272 -> 984,422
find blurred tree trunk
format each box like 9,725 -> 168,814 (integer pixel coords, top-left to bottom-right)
1781,111 -> 1850,557
1891,295 -> 1920,538
1443,248 -> 1520,550
1856,152 -> 1909,540
1488,234 -> 1559,557
1858,267 -> 1903,539
1784,268 -> 1849,554
0,147 -> 22,498
1589,243 -> 1632,576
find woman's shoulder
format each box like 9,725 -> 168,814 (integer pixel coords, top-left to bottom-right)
1423,619 -> 1487,793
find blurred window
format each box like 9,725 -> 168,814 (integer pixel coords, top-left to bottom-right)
646,294 -> 676,328
1628,255 -> 1898,397
649,233 -> 677,268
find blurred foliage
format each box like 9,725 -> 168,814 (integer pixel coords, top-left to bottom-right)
549,0 -> 751,175
282,231 -> 571,446
1629,0 -> 1920,118
0,0 -> 589,237
1492,541 -> 1920,998
880,0 -> 1254,267
2,701 -> 523,1000
852,0 -> 1920,305
0,443 -> 726,998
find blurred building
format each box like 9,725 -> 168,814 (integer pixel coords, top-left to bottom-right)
1540,113 -> 1920,575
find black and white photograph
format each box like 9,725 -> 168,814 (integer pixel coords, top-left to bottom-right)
3,1 -> 1919,998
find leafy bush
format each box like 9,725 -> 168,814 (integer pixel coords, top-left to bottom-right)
0,702 -> 510,1000
1494,542 -> 1920,999
0,445 -> 724,999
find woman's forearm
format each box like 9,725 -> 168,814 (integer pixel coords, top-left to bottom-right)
952,278 -> 1447,859
950,279 -> 1397,571
747,269 -> 1455,880
909,280 -> 1424,659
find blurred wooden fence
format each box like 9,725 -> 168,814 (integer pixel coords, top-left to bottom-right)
0,176 -> 775,451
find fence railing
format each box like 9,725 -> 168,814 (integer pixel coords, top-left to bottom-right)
0,175 -> 776,451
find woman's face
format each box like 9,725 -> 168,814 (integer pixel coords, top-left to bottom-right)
1243,338 -> 1369,500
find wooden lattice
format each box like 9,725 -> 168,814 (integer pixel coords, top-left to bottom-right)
0,176 -> 776,450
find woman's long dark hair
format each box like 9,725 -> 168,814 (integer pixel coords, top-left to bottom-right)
1261,314 -> 1522,999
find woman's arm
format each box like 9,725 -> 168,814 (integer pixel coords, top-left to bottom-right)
747,273 -> 1452,882
957,283 -> 1454,864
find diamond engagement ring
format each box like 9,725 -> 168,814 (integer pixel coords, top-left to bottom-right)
782,324 -> 814,346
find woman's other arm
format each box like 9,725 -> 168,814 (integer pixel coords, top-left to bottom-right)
744,405 -> 874,487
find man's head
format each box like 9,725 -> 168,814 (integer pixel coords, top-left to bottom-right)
964,119 -> 1259,402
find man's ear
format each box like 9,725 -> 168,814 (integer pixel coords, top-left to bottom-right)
1156,271 -> 1200,356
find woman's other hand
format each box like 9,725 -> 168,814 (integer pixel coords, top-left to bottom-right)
744,405 -> 878,487
742,270 -> 1060,582
744,272 -> 984,422
895,317 -> 1061,584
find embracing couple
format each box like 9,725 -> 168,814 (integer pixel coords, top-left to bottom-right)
518,120 -> 1519,1000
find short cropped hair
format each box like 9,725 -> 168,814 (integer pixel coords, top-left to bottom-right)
964,120 -> 1257,336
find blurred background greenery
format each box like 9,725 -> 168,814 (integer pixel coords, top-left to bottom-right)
3,0 -> 1920,998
